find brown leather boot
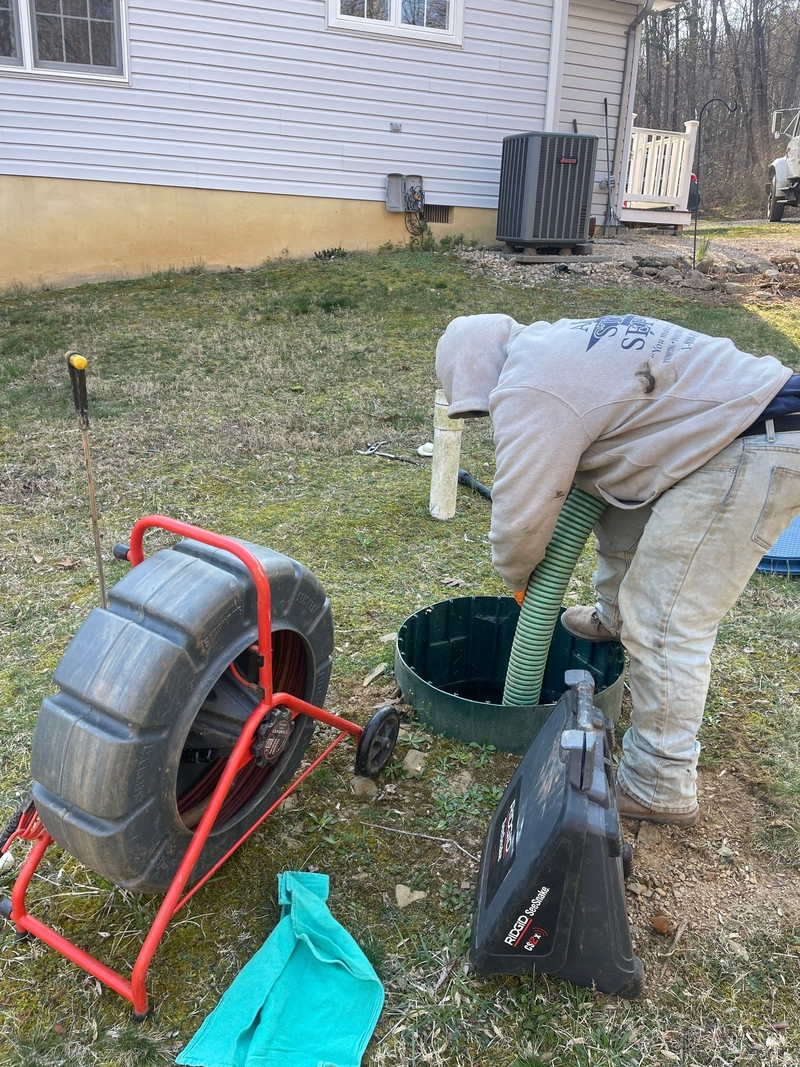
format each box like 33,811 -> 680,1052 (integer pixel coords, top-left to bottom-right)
561,605 -> 619,643
616,784 -> 699,827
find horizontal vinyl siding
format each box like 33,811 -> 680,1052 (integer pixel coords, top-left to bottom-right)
0,0 -> 553,208
558,0 -> 636,218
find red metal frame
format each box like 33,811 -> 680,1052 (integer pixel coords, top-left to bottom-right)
6,515 -> 364,1018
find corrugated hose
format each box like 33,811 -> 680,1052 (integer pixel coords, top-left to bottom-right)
502,486 -> 608,706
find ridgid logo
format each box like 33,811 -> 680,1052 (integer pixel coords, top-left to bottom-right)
504,886 -> 551,948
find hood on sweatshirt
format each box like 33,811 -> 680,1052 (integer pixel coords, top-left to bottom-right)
435,314 -> 518,418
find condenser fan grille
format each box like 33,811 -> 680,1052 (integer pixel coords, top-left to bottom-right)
496,132 -> 598,245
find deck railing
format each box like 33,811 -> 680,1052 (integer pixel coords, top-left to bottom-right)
623,119 -> 699,212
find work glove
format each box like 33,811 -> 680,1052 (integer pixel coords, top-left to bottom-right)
513,590 -> 526,607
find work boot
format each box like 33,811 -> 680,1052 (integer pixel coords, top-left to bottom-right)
561,606 -> 619,642
616,784 -> 699,827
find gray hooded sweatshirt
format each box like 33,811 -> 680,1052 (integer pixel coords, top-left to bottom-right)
435,313 -> 790,591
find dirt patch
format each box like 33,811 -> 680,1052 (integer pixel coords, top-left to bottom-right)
348,680 -> 799,999
624,770 -> 800,975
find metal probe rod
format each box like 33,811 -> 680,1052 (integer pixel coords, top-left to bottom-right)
66,350 -> 107,610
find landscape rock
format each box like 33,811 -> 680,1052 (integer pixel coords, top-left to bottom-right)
725,937 -> 750,961
627,881 -> 648,896
635,255 -> 677,268
395,884 -> 427,908
763,269 -> 781,279
724,282 -> 747,295
403,749 -> 426,778
362,663 -> 388,687
657,266 -> 683,281
450,770 -> 474,795
350,775 -> 379,798
637,822 -> 663,848
678,272 -> 713,290
650,913 -> 673,936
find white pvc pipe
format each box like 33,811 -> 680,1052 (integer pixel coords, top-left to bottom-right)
429,389 -> 464,520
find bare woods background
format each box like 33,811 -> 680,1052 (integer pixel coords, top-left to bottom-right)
634,0 -> 799,216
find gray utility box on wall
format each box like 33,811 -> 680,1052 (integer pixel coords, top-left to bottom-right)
497,132 -> 598,247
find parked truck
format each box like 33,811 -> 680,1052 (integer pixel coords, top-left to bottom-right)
768,108 -> 800,221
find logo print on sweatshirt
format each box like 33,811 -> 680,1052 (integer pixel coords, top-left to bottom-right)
572,315 -> 655,352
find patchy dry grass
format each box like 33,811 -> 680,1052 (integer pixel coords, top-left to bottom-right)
2,248 -> 800,1066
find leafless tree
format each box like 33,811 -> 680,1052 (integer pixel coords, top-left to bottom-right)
635,0 -> 800,213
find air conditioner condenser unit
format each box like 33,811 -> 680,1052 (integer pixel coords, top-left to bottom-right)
497,132 -> 598,247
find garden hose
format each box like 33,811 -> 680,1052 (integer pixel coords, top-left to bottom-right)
502,486 -> 608,706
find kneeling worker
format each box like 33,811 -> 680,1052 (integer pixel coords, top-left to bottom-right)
436,313 -> 800,827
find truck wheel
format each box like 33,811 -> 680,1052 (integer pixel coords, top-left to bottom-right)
768,175 -> 785,222
30,538 -> 333,892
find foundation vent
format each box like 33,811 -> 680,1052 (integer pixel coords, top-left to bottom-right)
424,204 -> 452,224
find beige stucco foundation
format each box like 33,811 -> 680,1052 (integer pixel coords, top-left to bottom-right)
0,176 -> 498,290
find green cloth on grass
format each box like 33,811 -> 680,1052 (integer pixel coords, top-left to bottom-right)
176,872 -> 383,1067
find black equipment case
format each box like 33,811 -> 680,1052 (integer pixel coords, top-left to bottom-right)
469,670 -> 643,997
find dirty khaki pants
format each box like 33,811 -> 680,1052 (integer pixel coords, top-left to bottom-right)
592,430 -> 800,814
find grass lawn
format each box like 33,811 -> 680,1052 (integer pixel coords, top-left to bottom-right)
1,246 -> 800,1066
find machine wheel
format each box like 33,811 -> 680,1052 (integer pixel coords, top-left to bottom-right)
31,538 -> 333,892
355,706 -> 400,777
768,175 -> 785,222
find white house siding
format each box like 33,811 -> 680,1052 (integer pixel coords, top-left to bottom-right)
0,0 -> 555,210
558,0 -> 637,219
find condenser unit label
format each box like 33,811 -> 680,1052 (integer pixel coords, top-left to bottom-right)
484,779 -> 521,906
559,157 -> 578,164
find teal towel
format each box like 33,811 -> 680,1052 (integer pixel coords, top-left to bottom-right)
176,872 -> 384,1067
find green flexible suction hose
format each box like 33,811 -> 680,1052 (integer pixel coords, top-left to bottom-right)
502,486 -> 608,707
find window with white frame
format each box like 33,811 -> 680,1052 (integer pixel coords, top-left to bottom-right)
1,0 -> 125,76
328,0 -> 463,45
1,0 -> 21,63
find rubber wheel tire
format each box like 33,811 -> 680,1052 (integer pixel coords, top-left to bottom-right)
31,538 -> 333,892
355,707 -> 400,777
768,175 -> 785,222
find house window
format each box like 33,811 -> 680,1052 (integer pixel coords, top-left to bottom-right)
328,0 -> 462,44
33,0 -> 119,70
0,0 -> 21,63
0,0 -> 126,77
400,0 -> 449,30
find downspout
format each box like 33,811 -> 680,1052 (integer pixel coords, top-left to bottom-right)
611,0 -> 654,222
544,0 -> 569,130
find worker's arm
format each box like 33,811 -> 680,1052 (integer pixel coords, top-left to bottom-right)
488,387 -> 591,591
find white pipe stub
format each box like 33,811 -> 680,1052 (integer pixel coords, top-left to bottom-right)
429,389 -> 464,521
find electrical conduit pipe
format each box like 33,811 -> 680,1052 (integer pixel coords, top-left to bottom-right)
502,486 -> 608,707
429,389 -> 464,520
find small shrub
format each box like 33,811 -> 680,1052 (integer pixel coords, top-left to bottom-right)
313,247 -> 348,261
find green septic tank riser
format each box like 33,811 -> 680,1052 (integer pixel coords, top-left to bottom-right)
395,596 -> 624,756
